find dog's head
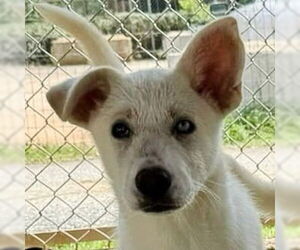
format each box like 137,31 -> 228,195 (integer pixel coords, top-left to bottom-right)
47,17 -> 245,214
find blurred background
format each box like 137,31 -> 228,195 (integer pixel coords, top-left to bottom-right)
0,0 -> 25,249
276,0 -> 300,249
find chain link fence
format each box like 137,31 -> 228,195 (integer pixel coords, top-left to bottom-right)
25,0 -> 275,248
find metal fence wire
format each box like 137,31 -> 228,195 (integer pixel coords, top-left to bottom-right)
25,0 -> 275,248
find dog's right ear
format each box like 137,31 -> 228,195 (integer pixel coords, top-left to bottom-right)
47,67 -> 122,129
175,17 -> 245,114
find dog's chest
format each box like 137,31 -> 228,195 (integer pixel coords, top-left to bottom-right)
118,210 -> 231,250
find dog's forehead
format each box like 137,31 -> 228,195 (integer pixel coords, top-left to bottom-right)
110,68 -> 199,125
127,68 -> 171,88
125,68 -> 176,106
103,67 -> 207,129
120,69 -> 174,122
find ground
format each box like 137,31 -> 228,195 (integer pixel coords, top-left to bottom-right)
25,146 -> 275,234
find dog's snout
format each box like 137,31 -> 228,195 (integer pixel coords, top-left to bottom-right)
135,167 -> 171,199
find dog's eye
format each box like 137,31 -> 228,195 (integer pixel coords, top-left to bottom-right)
112,121 -> 131,139
173,120 -> 195,135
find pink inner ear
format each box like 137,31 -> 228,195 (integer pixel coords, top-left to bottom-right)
71,87 -> 107,123
182,19 -> 243,111
193,35 -> 236,90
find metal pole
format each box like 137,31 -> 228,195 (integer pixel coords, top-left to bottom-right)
147,0 -> 152,13
147,0 -> 156,53
128,0 -> 133,10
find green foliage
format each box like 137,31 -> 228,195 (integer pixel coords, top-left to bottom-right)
179,0 -> 212,24
237,0 -> 256,5
26,22 -> 55,64
51,240 -> 116,250
25,144 -> 98,164
224,105 -> 275,147
26,11 -> 190,63
262,225 -> 275,239
26,22 -> 60,39
26,0 -> 105,23
93,11 -> 188,34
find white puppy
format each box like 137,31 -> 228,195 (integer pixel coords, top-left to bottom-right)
36,4 -> 274,250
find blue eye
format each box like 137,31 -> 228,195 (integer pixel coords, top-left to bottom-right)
173,120 -> 195,135
112,121 -> 131,139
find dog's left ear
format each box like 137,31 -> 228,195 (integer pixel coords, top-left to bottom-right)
175,17 -> 245,114
46,67 -> 122,129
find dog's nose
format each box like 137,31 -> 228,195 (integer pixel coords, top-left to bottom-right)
135,167 -> 171,199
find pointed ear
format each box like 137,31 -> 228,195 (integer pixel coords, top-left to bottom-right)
175,17 -> 245,114
46,67 -> 122,129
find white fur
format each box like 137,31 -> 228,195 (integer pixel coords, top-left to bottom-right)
89,69 -> 263,250
36,4 -> 276,250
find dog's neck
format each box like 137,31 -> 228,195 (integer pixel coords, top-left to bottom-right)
117,158 -> 230,250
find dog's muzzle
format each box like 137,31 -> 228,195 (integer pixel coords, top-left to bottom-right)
135,167 -> 179,213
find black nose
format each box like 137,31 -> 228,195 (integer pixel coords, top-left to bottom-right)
135,167 -> 172,199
